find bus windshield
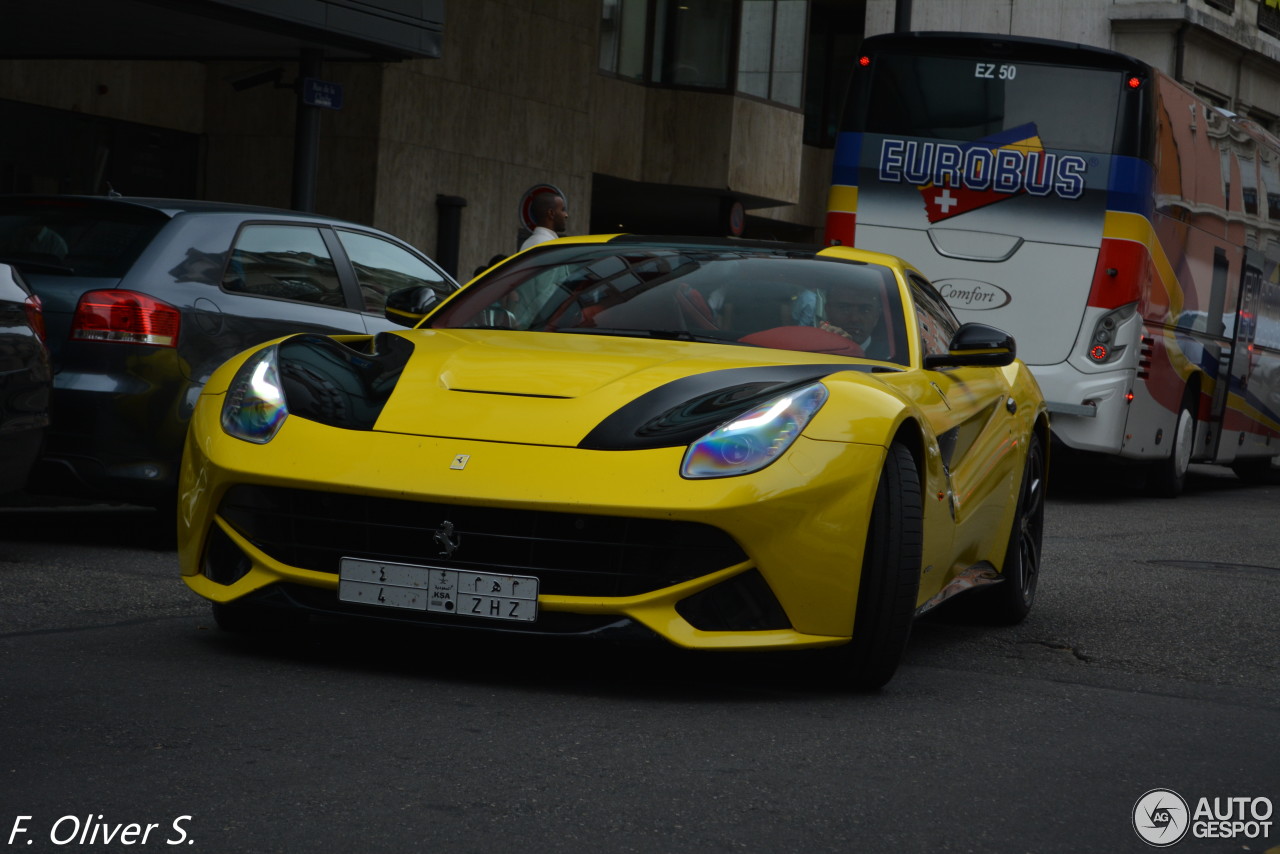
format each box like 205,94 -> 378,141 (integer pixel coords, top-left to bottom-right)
853,52 -> 1124,154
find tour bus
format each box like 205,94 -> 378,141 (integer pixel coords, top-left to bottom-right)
826,31 -> 1280,494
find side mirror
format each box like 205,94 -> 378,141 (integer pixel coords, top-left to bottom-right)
923,322 -> 1017,369
385,285 -> 439,327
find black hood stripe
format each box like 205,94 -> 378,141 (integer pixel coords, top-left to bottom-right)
579,363 -> 893,451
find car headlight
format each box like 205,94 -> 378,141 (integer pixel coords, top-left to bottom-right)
221,345 -> 288,443
681,382 -> 828,478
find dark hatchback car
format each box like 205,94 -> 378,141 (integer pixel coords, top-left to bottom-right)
0,262 -> 50,495
0,195 -> 458,509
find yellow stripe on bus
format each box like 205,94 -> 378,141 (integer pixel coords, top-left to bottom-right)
827,184 -> 859,213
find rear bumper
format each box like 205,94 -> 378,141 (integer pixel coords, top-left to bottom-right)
1032,362 -> 1133,455
31,346 -> 194,506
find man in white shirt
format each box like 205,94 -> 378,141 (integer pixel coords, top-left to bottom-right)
520,193 -> 569,251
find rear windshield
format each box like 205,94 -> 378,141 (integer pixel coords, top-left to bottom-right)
0,200 -> 167,277
852,52 -> 1124,154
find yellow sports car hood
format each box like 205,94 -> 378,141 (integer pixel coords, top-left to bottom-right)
360,329 -> 875,448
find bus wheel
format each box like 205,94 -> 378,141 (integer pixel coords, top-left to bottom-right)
1232,456 -> 1279,485
1148,399 -> 1194,498
835,442 -> 923,690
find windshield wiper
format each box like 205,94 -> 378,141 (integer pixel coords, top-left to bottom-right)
556,327 -> 740,345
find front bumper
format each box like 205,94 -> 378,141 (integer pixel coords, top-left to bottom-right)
179,400 -> 887,650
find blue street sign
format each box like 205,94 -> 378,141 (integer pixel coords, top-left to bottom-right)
302,78 -> 344,110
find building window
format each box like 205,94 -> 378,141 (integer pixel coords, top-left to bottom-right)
1261,0 -> 1280,39
802,0 -> 862,148
598,0 -> 807,108
738,1 -> 806,106
653,0 -> 734,88
599,0 -> 651,81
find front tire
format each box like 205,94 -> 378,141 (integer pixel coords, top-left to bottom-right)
839,442 -> 923,690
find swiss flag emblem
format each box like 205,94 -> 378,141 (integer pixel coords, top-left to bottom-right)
918,126 -> 1046,223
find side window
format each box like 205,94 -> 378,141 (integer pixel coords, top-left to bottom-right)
222,225 -> 345,306
336,230 -> 453,313
909,274 -> 960,358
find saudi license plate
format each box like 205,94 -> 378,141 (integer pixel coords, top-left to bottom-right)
338,558 -> 539,622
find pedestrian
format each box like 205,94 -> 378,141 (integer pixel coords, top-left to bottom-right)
473,253 -> 507,278
520,193 -> 568,251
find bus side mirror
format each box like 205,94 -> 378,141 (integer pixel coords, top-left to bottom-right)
924,323 -> 1017,369
385,285 -> 439,327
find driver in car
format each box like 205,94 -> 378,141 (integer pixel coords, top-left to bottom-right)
812,280 -> 889,360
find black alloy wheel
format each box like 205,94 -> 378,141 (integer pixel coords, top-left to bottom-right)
983,432 -> 1045,625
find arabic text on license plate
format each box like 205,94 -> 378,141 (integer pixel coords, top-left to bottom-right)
337,558 -> 538,622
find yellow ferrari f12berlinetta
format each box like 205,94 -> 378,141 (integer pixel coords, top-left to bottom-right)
179,235 -> 1048,689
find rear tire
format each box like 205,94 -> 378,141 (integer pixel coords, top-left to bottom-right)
838,442 -> 923,690
1232,456 -> 1279,485
981,432 -> 1045,625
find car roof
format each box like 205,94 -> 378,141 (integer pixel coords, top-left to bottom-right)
0,194 -> 364,225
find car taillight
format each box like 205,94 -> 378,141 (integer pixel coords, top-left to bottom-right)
22,294 -> 46,343
71,290 -> 180,347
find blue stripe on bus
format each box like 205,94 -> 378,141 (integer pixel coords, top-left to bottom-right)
1107,156 -> 1154,216
962,122 -> 1039,150
832,133 -> 863,186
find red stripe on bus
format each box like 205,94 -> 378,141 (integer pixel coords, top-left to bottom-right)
824,211 -> 856,247
1087,237 -> 1147,310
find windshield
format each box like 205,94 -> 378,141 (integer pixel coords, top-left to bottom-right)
0,200 -> 167,277
430,243 -> 910,365
855,53 -> 1124,154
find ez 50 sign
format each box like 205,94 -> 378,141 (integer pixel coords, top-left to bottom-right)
975,62 -> 1016,79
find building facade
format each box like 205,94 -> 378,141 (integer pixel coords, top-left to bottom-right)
1,0 -> 1278,278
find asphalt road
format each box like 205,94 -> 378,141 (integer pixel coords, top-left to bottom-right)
1,465 -> 1277,853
